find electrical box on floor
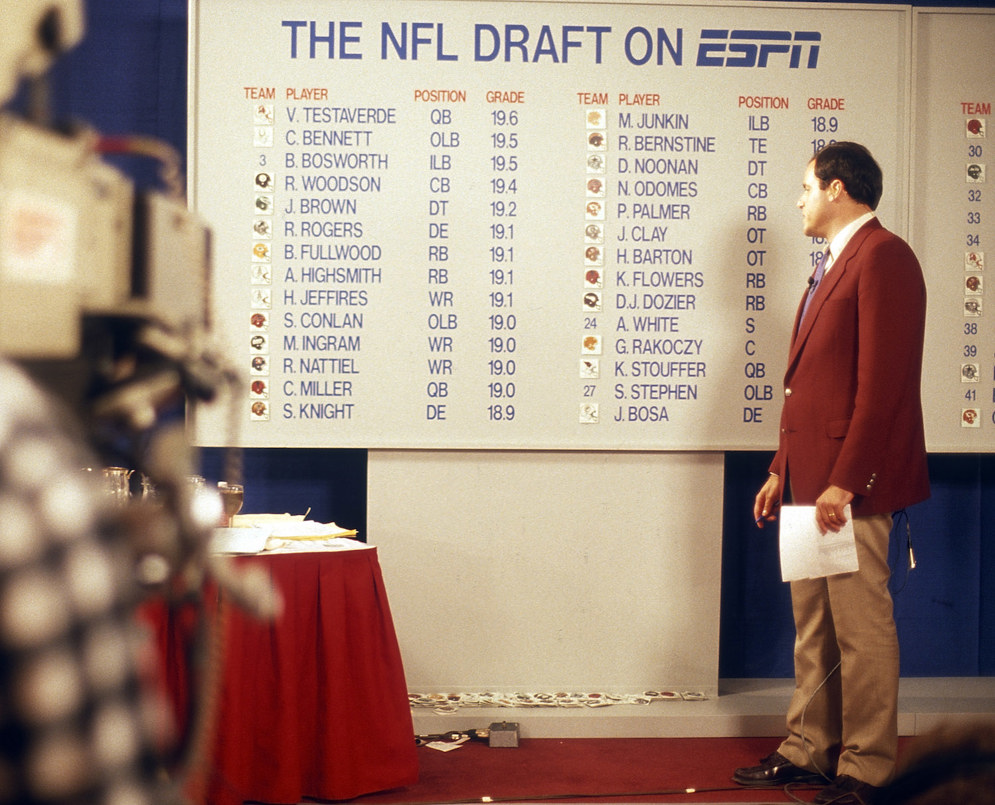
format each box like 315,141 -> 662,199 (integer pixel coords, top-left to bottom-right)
488,722 -> 519,748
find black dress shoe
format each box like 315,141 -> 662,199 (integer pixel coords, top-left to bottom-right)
733,751 -> 825,786
814,774 -> 880,804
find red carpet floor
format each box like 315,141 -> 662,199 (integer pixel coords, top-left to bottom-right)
321,737 -> 896,805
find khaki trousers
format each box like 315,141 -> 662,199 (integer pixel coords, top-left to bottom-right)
778,513 -> 898,787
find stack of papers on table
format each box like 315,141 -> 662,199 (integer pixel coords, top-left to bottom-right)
211,513 -> 366,554
263,536 -> 371,554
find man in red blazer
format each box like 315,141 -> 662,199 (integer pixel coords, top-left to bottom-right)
734,142 -> 930,805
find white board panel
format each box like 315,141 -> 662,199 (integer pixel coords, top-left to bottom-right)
911,9 -> 995,451
367,450 -> 724,693
189,0 -> 913,449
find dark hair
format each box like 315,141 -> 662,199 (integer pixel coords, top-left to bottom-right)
812,141 -> 883,209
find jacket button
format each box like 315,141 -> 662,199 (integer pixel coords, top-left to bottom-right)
784,388 -> 793,397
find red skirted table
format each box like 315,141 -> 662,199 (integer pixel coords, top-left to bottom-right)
144,544 -> 418,805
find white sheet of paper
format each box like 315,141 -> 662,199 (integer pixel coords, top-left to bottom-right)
209,526 -> 272,554
263,537 -> 373,554
779,504 -> 859,582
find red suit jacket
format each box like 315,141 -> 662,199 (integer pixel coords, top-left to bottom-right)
770,218 -> 930,516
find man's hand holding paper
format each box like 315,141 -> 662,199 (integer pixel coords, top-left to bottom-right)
779,504 -> 859,582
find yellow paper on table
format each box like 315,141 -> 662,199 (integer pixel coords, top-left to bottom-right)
231,513 -> 357,540
268,521 -> 358,539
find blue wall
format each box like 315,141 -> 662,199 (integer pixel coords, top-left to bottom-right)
721,452 -> 995,676
30,0 -> 995,678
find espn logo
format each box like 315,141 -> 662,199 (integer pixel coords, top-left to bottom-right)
696,30 -> 821,68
